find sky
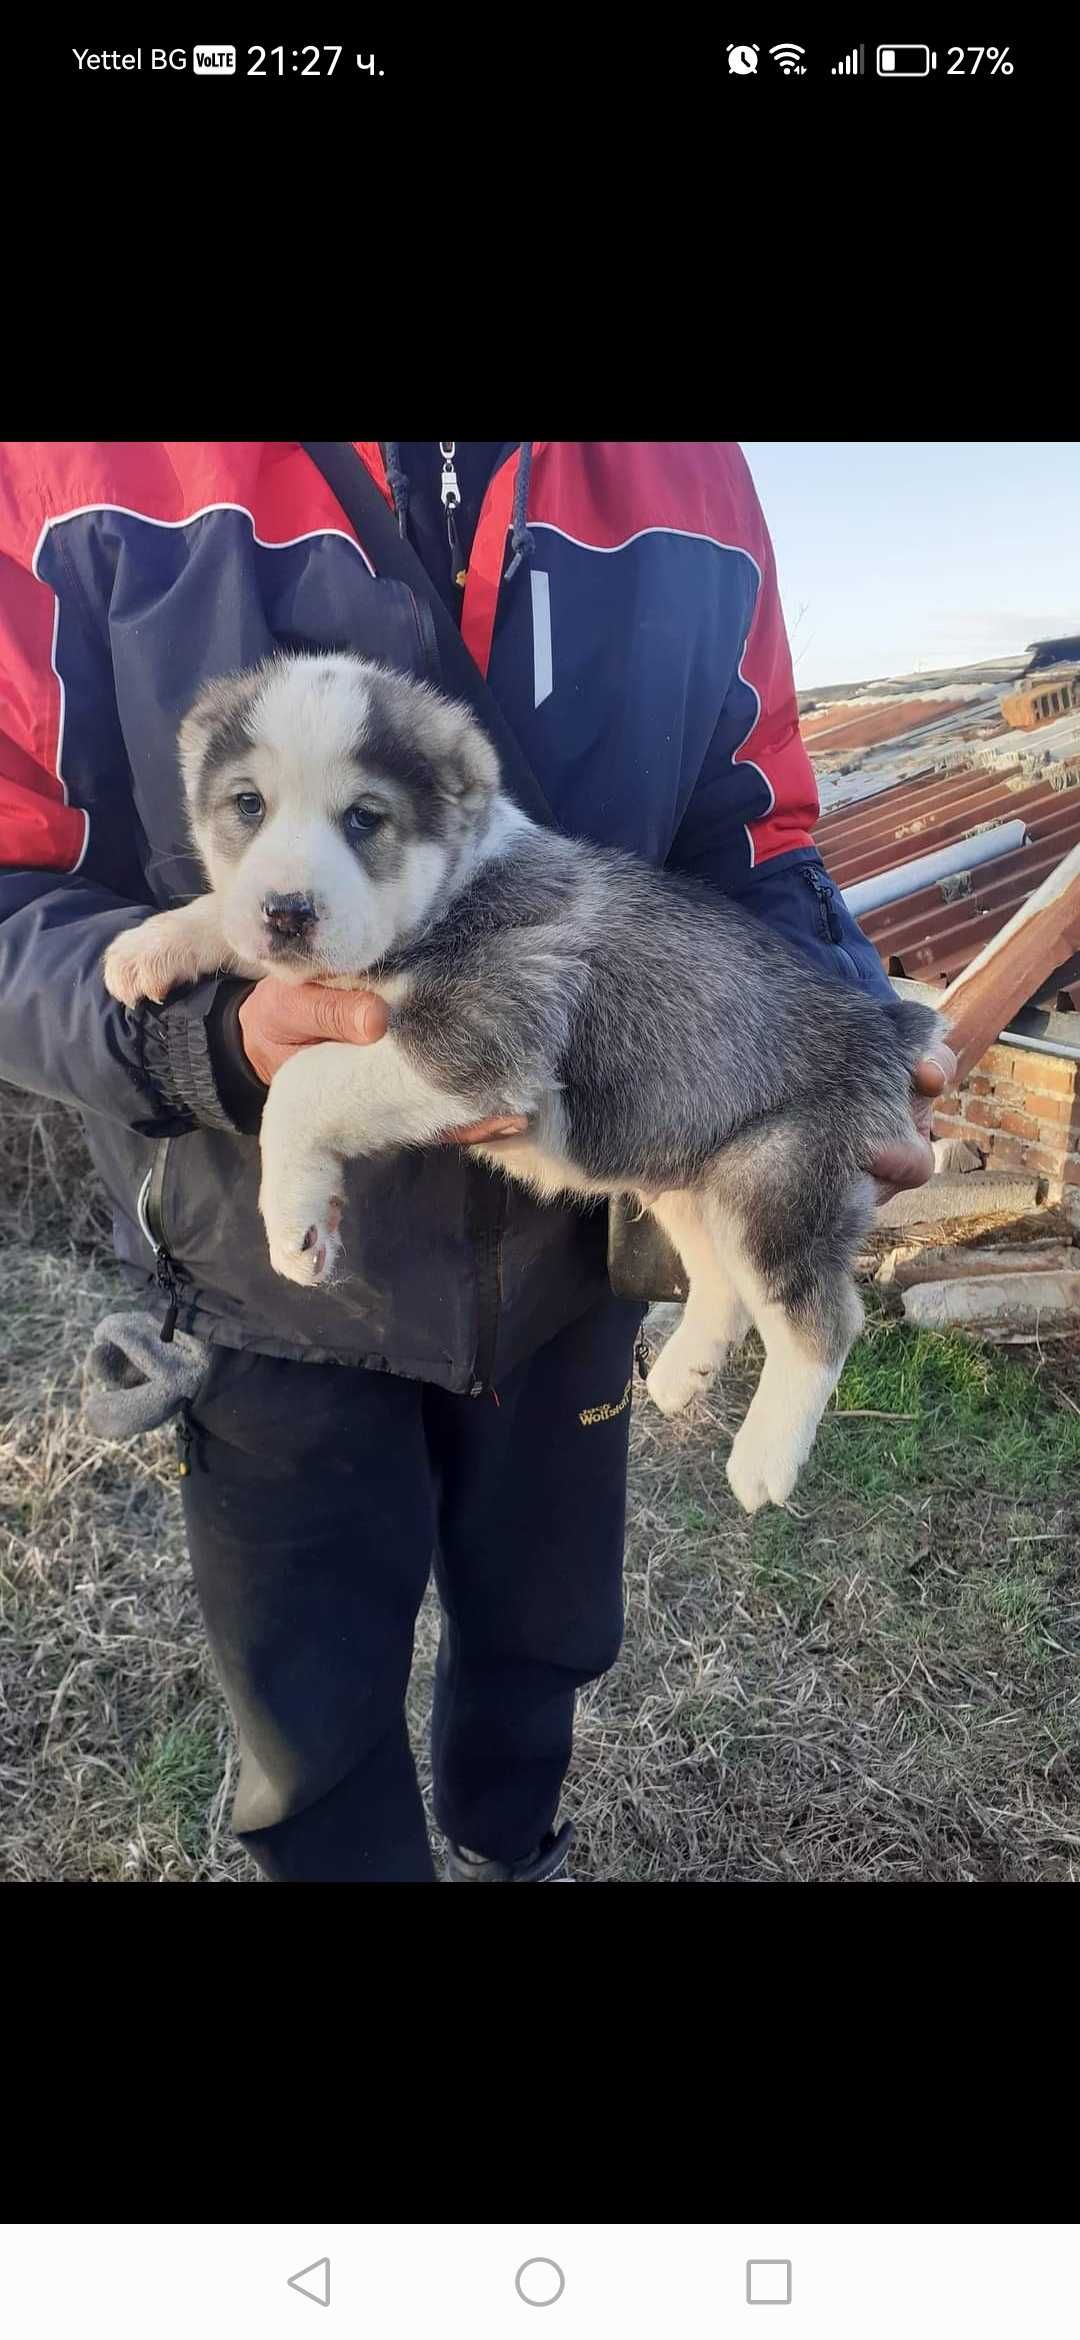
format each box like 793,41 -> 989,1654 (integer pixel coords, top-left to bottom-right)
739,442 -> 1080,693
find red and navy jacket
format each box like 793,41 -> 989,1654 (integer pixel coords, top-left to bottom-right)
0,441 -> 888,1389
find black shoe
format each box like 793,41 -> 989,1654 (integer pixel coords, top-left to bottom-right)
445,1820 -> 575,1882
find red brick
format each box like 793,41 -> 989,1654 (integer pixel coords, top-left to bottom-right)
985,1078 -> 1026,1109
1014,1057 -> 1078,1100
963,1101 -> 1003,1132
982,1135 -> 1063,1179
1062,1159 -> 1080,1188
930,1116 -> 968,1142
996,1110 -> 1042,1141
978,1046 -> 1015,1082
1024,1090 -> 1080,1129
979,1136 -> 1028,1173
1022,1146 -> 1067,1179
966,1075 -> 993,1099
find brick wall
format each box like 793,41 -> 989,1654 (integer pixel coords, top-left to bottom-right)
932,1044 -> 1080,1198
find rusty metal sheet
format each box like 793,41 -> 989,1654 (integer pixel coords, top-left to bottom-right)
814,760 -> 1080,982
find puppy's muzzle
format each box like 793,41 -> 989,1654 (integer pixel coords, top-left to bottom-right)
262,891 -> 318,946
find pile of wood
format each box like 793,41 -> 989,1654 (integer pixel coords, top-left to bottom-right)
863,835 -> 1080,1345
860,1193 -> 1080,1345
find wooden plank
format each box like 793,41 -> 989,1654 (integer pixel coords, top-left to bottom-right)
877,1241 -> 1076,1290
902,1270 -> 1080,1339
934,838 -> 1080,1082
875,1172 -> 1042,1228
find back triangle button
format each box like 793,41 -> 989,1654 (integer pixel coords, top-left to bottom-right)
288,2259 -> 330,2307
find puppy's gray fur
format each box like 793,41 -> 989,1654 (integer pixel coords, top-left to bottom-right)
103,652 -> 942,1511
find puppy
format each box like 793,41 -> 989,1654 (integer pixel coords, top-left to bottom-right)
104,652 -> 941,1512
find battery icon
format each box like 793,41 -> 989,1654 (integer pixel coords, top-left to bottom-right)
877,43 -> 936,73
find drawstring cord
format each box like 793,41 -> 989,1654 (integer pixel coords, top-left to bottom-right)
381,442 -> 535,587
503,441 -> 535,581
382,441 -> 410,538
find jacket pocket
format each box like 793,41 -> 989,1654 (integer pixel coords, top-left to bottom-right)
801,866 -> 863,982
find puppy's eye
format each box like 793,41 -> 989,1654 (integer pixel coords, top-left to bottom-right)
344,804 -> 383,840
234,789 -> 264,822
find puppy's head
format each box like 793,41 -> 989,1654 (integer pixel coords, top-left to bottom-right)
179,653 -> 501,978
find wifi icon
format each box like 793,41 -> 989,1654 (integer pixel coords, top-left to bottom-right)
769,42 -> 806,72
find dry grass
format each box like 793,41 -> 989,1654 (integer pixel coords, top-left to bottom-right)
2,1081 -> 1080,1882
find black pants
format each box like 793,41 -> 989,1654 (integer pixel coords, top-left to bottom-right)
181,1294 -> 642,1880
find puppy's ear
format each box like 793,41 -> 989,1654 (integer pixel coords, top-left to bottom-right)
436,702 -> 502,810
178,670 -> 259,803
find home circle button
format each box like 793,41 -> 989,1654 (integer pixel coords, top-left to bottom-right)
515,2259 -> 566,2307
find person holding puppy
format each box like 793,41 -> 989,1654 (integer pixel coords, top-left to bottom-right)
0,442 -> 954,1881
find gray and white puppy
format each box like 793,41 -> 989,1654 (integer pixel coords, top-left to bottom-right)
104,651 -> 941,1512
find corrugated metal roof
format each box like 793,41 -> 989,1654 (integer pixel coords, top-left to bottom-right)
814,759 -> 1080,986
978,709 -> 1080,768
801,695 -> 976,754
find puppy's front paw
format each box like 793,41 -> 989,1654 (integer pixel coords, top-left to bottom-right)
261,1173 -> 345,1288
103,916 -> 204,1007
103,935 -> 159,1007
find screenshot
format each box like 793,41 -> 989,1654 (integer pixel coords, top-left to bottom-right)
1,435 -> 1077,1886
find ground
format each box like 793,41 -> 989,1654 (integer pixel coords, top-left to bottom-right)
2,1084 -> 1079,1882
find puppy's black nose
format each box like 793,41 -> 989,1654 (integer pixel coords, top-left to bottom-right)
262,891 -> 317,941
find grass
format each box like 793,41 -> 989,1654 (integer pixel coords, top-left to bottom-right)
131,1720 -> 224,1858
2,1079 -> 1079,1882
832,1308 -> 1080,1495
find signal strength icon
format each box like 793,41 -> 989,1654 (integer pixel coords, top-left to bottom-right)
831,45 -> 864,72
769,43 -> 806,73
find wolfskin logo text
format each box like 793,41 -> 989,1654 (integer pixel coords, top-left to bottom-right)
579,1379 -> 633,1428
194,47 -> 235,73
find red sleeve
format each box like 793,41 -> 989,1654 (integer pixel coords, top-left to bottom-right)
0,470 -> 89,875
726,447 -> 820,868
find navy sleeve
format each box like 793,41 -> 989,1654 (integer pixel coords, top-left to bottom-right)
0,869 -> 250,1133
662,447 -> 896,1004
0,508 -> 260,1135
666,698 -> 896,999
724,845 -> 898,1002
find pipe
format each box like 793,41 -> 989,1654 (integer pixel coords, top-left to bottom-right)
892,975 -> 1080,1067
998,1025 -> 1080,1065
842,819 -> 1029,918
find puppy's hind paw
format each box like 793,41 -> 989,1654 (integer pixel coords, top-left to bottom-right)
645,1340 -> 716,1418
725,1421 -> 801,1515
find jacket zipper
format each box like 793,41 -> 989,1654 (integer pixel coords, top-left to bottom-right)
466,1170 -> 508,1396
137,1141 -> 187,1345
396,459 -> 501,1389
803,863 -> 845,942
803,866 -> 862,980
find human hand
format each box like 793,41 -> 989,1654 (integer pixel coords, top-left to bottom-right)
238,978 -> 390,1084
868,1038 -> 958,1205
238,979 -> 528,1145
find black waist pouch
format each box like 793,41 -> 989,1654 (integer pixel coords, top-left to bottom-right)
606,1197 -> 689,1303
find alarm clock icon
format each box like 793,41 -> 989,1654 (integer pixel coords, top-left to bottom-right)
727,43 -> 760,72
